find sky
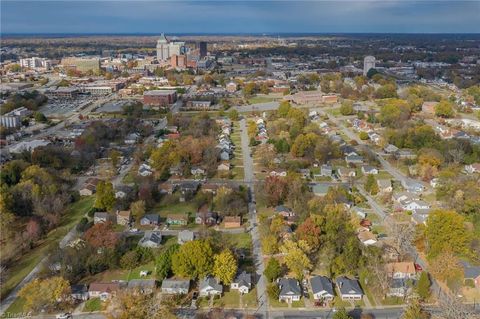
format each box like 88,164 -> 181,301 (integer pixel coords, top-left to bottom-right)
1,0 -> 480,34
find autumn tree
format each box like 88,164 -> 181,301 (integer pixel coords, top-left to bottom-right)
150,140 -> 180,178
425,210 -> 471,259
332,308 -> 353,319
18,276 -> 71,312
296,217 -> 321,248
280,239 -> 312,279
213,249 -> 238,284
429,250 -> 463,289
340,100 -> 355,116
130,200 -> 146,220
278,101 -> 292,117
401,298 -> 430,319
172,240 -> 214,279
365,174 -> 379,195
84,222 -> 119,249
435,100 -> 455,118
262,234 -> 279,255
263,176 -> 289,206
94,181 -> 115,211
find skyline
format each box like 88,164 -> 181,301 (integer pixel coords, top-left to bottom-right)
2,1 -> 480,34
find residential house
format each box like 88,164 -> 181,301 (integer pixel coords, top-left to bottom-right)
178,230 -> 195,245
351,207 -> 367,219
461,261 -> 480,288
217,162 -> 231,172
320,164 -> 333,177
158,183 -> 176,195
270,169 -> 287,177
298,169 -> 311,179
384,144 -> 399,155
224,216 -> 242,228
401,179 -> 424,193
94,212 -> 112,224
167,214 -> 188,226
465,163 -> 480,174
116,210 -> 132,226
386,262 -> 417,279
397,149 -> 416,160
230,271 -> 252,294
88,282 -> 121,301
278,278 -> 302,303
138,163 -> 153,177
127,279 -> 157,294
161,279 -> 190,294
179,182 -> 200,201
401,200 -> 430,212
336,277 -> 363,300
393,192 -> 420,204
191,167 -> 206,177
377,179 -> 393,193
357,230 -> 377,246
310,276 -> 334,301
138,231 -> 163,248
311,184 -> 331,197
79,184 -> 96,196
220,151 -> 230,161
345,154 -> 364,165
274,205 -> 295,218
195,208 -> 218,225
337,167 -> 356,181
199,276 -> 223,297
387,278 -> 410,298
361,166 -> 378,175
201,183 -> 219,194
140,214 -> 160,226
71,284 -> 88,301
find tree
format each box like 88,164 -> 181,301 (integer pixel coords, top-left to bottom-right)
84,222 -> 119,249
261,234 -> 278,255
296,217 -> 321,247
18,276 -> 70,312
228,109 -> 239,121
425,210 -> 471,259
120,250 -> 140,269
435,100 -> 455,118
366,68 -> 379,79
94,181 -> 115,211
379,99 -> 411,128
279,239 -> 312,279
243,82 -> 256,97
130,200 -> 146,221
25,218 -> 42,243
429,250 -> 463,289
109,149 -> 121,168
263,176 -> 289,206
278,101 -> 292,117
401,298 -> 430,319
359,131 -> 369,140
264,258 -> 282,282
213,249 -> 237,284
34,112 -> 47,123
365,174 -> 379,195
290,133 -> 318,158
332,308 -> 353,319
267,283 -> 280,299
416,272 -> 431,300
156,244 -> 179,280
172,240 -> 214,279
340,100 -> 355,115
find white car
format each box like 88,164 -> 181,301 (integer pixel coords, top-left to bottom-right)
56,313 -> 72,319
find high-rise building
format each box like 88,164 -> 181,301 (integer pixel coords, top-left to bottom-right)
19,57 -> 51,70
156,33 -> 186,61
363,56 -> 376,76
199,42 -> 207,58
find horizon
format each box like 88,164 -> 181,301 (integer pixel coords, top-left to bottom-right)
2,1 -> 480,34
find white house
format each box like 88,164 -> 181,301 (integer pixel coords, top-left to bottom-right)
230,271 -> 252,294
310,276 -> 334,301
336,277 -> 363,300
199,276 -> 223,297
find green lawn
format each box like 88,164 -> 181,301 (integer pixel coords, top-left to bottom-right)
4,297 -> 26,315
382,296 -> 404,306
242,288 -> 258,308
223,232 -> 252,250
84,297 -> 103,312
269,296 -> 289,308
232,167 -> 245,180
154,201 -> 196,219
126,262 -> 156,281
1,196 -> 94,300
213,290 -> 240,307
248,96 -> 277,104
332,296 -> 351,308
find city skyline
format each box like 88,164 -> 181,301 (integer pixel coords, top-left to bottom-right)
2,0 -> 480,34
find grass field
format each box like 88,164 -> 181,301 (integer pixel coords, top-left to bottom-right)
247,95 -> 277,104
84,297 -> 103,312
1,196 -> 95,300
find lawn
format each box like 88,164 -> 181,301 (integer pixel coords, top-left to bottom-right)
4,297 -> 26,315
84,297 -> 103,312
1,196 -> 95,300
382,296 -> 404,306
242,288 -> 258,308
223,232 -> 252,250
247,95 -> 277,104
269,296 -> 289,308
213,290 -> 240,307
154,201 -> 197,221
232,167 -> 245,180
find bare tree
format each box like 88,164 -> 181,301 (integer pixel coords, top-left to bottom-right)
433,293 -> 478,319
390,222 -> 415,258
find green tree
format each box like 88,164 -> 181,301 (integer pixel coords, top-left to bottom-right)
365,174 -> 379,195
94,181 -> 115,211
425,209 -> 471,259
130,200 -> 146,221
340,100 -> 355,115
435,100 -> 455,118
401,298 -> 430,319
278,101 -> 292,117
332,308 -> 353,319
264,258 -> 282,282
172,240 -> 214,279
243,82 -> 256,97
267,283 -> 280,299
120,250 -> 140,269
359,131 -> 369,140
156,244 -> 179,280
280,239 -> 312,279
213,249 -> 238,284
262,234 -> 279,255
109,149 -> 121,168
379,99 -> 411,128
366,68 -> 379,79
34,112 -> 47,123
228,109 -> 239,121
416,272 -> 431,300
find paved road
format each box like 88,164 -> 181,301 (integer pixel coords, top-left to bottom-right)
239,118 -> 269,318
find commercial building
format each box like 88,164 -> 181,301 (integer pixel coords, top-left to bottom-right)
199,42 -> 207,58
61,57 -> 101,73
143,90 -> 177,107
156,33 -> 186,62
19,57 -> 51,70
171,54 -> 187,69
45,87 -> 80,99
363,56 -> 376,76
0,107 -> 33,128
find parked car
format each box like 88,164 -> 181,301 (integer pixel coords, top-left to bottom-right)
56,313 -> 72,319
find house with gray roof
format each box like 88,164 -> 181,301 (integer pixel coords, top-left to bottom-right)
161,279 -> 190,294
199,276 -> 223,297
310,276 -> 334,301
178,230 -> 195,245
401,179 -> 424,193
278,278 -> 302,302
461,261 -> 480,288
127,279 -> 157,294
140,214 -> 160,226
138,231 -> 162,248
93,212 -> 113,224
336,276 -> 363,300
230,271 -> 252,294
